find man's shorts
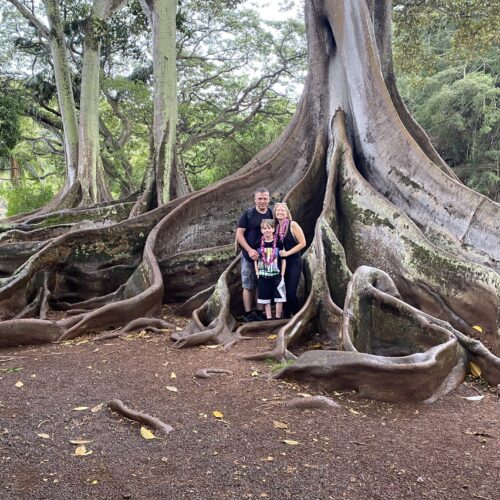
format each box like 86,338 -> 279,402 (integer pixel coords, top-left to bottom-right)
241,256 -> 257,290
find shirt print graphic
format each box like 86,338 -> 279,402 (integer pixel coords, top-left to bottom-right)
258,247 -> 279,277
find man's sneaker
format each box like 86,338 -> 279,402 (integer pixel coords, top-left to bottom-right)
241,311 -> 256,323
254,310 -> 267,321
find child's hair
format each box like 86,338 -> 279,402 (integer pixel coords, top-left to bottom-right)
261,218 -> 275,229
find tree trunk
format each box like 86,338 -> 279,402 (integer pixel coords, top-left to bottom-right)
78,0 -> 126,205
133,0 -> 181,214
44,0 -> 79,189
0,0 -> 499,402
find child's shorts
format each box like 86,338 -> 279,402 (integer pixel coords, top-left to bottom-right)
257,275 -> 286,304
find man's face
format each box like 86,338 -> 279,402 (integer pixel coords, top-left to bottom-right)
255,191 -> 270,212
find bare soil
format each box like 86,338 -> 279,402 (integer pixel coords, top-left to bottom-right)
1,309 -> 498,500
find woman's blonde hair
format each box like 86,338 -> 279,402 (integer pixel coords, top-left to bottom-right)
273,202 -> 292,221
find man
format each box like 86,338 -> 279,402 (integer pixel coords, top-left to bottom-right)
236,187 -> 273,322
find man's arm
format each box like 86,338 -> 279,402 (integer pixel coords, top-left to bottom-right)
236,227 -> 258,260
254,259 -> 259,278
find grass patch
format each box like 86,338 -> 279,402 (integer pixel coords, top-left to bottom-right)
264,358 -> 295,373
0,367 -> 23,374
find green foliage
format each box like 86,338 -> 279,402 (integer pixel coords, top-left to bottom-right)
0,87 -> 23,158
0,181 -> 55,217
186,97 -> 295,190
394,2 -> 499,201
409,71 -> 499,165
394,0 -> 500,77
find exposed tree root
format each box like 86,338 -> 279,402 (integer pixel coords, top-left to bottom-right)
107,399 -> 174,435
93,330 -> 122,342
120,317 -> 176,334
285,395 -> 341,409
194,368 -> 233,379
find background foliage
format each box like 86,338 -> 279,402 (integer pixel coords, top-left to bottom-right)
0,0 -> 498,216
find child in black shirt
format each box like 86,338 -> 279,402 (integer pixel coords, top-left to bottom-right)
254,219 -> 286,319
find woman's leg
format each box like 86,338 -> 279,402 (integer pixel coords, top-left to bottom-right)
284,259 -> 302,316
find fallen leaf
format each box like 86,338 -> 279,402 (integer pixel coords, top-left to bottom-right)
91,403 -> 103,413
460,395 -> 484,401
170,372 -> 177,379
165,386 -> 178,392
251,370 -> 259,377
472,325 -> 483,333
90,480 -> 98,485
267,334 -> 277,340
70,439 -> 93,445
273,421 -> 288,430
175,326 -> 183,331
140,426 -> 156,440
469,361 -> 481,377
310,343 -> 322,349
15,381 -> 24,388
72,406 -> 89,411
283,439 -> 300,446
297,393 -> 311,398
204,345 -> 219,349
212,410 -> 224,419
349,408 -> 360,415
75,339 -> 89,345
74,445 -> 93,456
37,433 -> 50,439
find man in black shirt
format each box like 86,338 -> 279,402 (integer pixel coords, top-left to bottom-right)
236,187 -> 273,322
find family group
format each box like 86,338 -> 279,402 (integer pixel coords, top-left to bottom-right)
235,188 -> 306,322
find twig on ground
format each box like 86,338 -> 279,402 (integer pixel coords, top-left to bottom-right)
108,399 -> 174,435
0,357 -> 28,363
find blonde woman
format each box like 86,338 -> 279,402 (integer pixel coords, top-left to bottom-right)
273,203 -> 306,316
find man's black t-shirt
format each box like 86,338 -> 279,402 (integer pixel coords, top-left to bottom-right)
238,207 -> 273,262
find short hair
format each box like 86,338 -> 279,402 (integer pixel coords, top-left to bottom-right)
261,218 -> 275,228
255,187 -> 269,195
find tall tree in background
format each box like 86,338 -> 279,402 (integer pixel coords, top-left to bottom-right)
132,0 -> 179,215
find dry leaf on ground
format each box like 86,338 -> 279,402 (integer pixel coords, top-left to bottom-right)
140,427 -> 156,440
74,445 -> 92,456
273,421 -> 288,430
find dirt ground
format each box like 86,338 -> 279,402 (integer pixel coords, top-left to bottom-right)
0,310 -> 498,500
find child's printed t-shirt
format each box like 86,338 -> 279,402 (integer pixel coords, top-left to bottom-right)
257,240 -> 283,277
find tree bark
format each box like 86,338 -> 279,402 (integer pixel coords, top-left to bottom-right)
78,0 -> 127,205
44,0 -> 79,188
138,0 -> 179,208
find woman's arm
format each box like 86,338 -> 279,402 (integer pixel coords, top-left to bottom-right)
280,221 -> 306,257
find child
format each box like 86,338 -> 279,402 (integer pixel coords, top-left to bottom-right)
254,219 -> 286,319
